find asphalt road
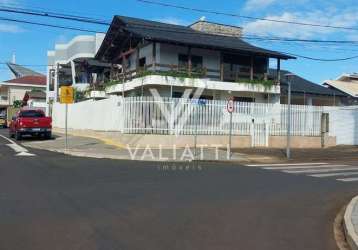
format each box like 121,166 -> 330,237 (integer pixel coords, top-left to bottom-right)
0,129 -> 357,250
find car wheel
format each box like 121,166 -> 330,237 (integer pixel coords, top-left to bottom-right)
15,132 -> 22,141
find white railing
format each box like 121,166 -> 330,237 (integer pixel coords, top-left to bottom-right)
121,97 -> 324,137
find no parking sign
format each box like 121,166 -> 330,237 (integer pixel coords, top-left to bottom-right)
227,97 -> 235,113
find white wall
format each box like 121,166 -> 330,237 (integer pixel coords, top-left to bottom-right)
52,96 -> 123,131
327,107 -> 358,145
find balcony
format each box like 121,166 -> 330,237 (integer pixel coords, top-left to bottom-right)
105,63 -> 279,94
105,74 -> 280,95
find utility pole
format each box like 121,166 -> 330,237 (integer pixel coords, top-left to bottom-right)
285,74 -> 294,159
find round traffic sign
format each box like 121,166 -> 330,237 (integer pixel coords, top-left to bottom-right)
227,98 -> 235,113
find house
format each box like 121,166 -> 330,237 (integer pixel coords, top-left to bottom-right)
47,33 -> 110,110
0,64 -> 46,114
323,73 -> 358,105
22,90 -> 47,110
95,16 -> 295,103
269,69 -> 346,106
7,62 -> 44,78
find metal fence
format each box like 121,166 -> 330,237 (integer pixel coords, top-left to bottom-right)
121,97 -> 324,138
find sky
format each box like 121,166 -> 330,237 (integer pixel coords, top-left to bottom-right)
1,0 -> 358,84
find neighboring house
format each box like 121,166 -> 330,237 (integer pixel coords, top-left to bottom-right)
23,90 -> 47,110
0,75 -> 47,112
323,73 -> 358,105
269,69 -> 346,106
47,33 -> 110,108
95,16 -> 295,103
7,62 -> 43,79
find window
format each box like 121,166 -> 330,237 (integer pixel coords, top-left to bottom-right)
139,57 -> 146,68
178,54 -> 188,69
191,55 -> 203,71
234,97 -> 255,103
199,95 -> 213,100
172,92 -> 183,98
178,54 -> 203,71
19,110 -> 45,118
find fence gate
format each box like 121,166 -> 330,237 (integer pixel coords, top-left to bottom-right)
251,122 -> 268,147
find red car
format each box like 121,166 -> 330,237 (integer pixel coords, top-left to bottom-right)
9,109 -> 52,140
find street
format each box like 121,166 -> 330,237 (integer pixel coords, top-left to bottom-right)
0,129 -> 357,250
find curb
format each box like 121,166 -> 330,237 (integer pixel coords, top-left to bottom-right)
344,196 -> 358,250
52,129 -> 127,149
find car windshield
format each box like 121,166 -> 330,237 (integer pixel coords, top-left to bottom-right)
19,110 -> 45,118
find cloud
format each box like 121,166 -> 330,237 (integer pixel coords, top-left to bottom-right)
243,8 -> 358,39
244,0 -> 278,11
154,17 -> 189,26
0,23 -> 24,33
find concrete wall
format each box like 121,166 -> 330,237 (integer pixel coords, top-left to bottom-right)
269,136 -> 336,148
328,107 -> 358,145
52,96 -> 123,131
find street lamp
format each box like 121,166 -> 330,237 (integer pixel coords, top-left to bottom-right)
285,73 -> 295,159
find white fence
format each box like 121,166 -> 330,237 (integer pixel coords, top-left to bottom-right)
122,97 -> 324,137
52,96 -> 358,146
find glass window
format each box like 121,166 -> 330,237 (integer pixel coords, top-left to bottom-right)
234,97 -> 255,103
192,55 -> 203,71
178,54 -> 188,69
19,110 -> 45,118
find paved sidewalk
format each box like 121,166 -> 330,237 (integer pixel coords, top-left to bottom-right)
21,129 -> 358,163
22,133 -> 248,162
344,196 -> 358,250
233,146 -> 358,163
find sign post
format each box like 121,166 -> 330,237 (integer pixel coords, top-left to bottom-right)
227,97 -> 235,160
60,86 -> 74,151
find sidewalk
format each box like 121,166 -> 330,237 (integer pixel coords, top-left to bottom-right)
22,132 -> 248,162
21,128 -> 358,163
344,196 -> 358,250
233,146 -> 358,163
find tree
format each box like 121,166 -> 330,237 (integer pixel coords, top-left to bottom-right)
13,100 -> 22,108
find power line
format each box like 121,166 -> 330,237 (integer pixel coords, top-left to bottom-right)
1,5 -> 358,61
2,5 -> 358,45
0,2 -> 112,21
0,62 -> 48,67
0,16 -> 106,33
137,0 -> 358,32
0,6 -> 111,25
285,53 -> 358,61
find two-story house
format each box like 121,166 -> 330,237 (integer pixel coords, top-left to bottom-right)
95,16 -> 295,103
0,64 -> 46,114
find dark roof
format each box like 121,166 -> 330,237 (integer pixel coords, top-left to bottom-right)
4,75 -> 46,86
96,16 -> 295,61
269,69 -> 346,97
7,63 -> 44,78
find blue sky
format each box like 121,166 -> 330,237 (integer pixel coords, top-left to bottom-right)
1,0 -> 358,84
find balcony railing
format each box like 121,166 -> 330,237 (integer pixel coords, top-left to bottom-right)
115,63 -> 276,86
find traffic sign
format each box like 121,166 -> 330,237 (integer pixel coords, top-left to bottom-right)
60,86 -> 74,104
227,97 -> 235,113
